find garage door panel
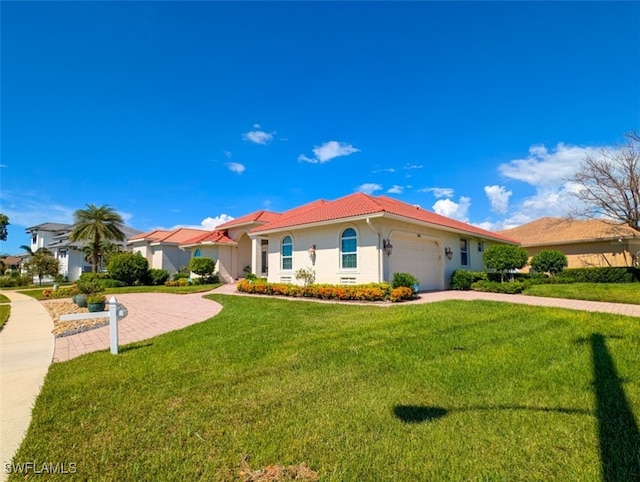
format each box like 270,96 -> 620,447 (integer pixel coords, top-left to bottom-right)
389,235 -> 442,290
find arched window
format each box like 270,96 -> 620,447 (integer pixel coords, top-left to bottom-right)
341,228 -> 357,269
194,248 -> 201,257
281,235 -> 293,270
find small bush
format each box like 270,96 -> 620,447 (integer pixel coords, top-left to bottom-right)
471,280 -> 528,294
149,269 -> 170,286
390,286 -> 414,302
79,272 -> 110,282
189,257 -> 216,277
164,278 -> 191,287
450,270 -> 488,290
295,267 -> 316,286
392,272 -> 419,290
107,252 -> 150,286
99,279 -> 125,288
0,275 -> 17,288
77,279 -> 104,295
173,272 -> 190,281
530,250 -> 568,276
87,294 -> 106,304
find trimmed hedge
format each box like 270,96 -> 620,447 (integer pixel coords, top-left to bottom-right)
471,280 -> 528,294
237,279 -> 414,302
450,270 -> 488,290
559,267 -> 640,283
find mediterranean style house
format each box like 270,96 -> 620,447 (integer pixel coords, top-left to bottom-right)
25,222 -> 142,281
127,228 -> 213,275
498,217 -> 640,269
175,193 -> 518,290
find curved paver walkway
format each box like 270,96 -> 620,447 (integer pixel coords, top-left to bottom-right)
54,291 -> 223,362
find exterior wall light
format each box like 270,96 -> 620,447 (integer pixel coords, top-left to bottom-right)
444,247 -> 453,260
308,244 -> 316,259
383,239 -> 393,256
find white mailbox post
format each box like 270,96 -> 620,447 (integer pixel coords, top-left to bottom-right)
59,296 -> 122,354
108,296 -> 118,354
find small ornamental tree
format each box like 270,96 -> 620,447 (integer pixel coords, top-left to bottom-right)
482,244 -> 529,282
189,257 -> 215,278
530,249 -> 568,276
25,251 -> 59,285
107,252 -> 149,286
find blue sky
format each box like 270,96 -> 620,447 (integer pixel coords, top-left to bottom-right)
2,1 -> 639,255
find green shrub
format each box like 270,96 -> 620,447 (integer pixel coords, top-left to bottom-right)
530,250 -> 568,276
149,269 -> 170,286
392,272 -> 419,290
0,275 -> 17,288
107,252 -> 150,286
164,278 -> 191,287
189,257 -> 216,277
559,267 -> 639,283
450,270 -> 488,290
99,279 -> 125,288
483,245 -> 529,282
77,279 -> 104,295
295,267 -> 316,286
471,280 -> 528,294
173,272 -> 190,281
79,272 -> 110,282
86,294 -> 106,304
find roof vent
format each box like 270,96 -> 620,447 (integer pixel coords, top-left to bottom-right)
413,204 -> 421,209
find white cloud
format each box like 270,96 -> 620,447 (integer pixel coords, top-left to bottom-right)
226,162 -> 245,174
484,185 -> 512,214
403,163 -> 423,170
355,183 -> 383,194
243,129 -> 274,145
170,214 -> 235,231
387,185 -> 403,194
498,143 -> 597,186
372,167 -> 396,173
223,150 -> 233,159
432,196 -> 471,222
0,191 -> 74,228
420,187 -> 455,199
298,141 -> 360,164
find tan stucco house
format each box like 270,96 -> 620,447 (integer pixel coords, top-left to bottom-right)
498,217 -> 640,269
128,228 -> 213,276
179,193 -> 518,290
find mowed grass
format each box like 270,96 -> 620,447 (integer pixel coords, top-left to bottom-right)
0,304 -> 9,330
11,295 -> 640,481
524,282 -> 640,305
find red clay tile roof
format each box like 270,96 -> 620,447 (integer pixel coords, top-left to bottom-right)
216,210 -> 282,229
251,192 -> 518,243
129,228 -> 210,244
497,217 -> 638,245
180,230 -> 235,246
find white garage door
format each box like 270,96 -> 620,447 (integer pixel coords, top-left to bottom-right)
389,234 -> 443,291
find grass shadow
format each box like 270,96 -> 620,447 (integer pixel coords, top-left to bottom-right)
119,342 -> 153,354
590,333 -> 640,481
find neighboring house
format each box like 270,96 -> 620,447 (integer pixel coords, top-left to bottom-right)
1,255 -> 23,273
498,217 -> 640,269
25,222 -> 142,281
128,228 -> 213,276
181,193 -> 518,290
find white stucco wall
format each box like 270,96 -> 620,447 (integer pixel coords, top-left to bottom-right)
261,217 -> 511,288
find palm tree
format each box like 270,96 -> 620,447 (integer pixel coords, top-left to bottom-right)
70,204 -> 125,273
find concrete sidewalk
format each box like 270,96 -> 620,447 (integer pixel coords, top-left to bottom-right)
0,291 -> 54,481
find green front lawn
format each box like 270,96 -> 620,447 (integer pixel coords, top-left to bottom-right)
524,282 -> 640,305
0,293 -> 10,303
10,296 -> 640,481
0,304 -> 9,330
